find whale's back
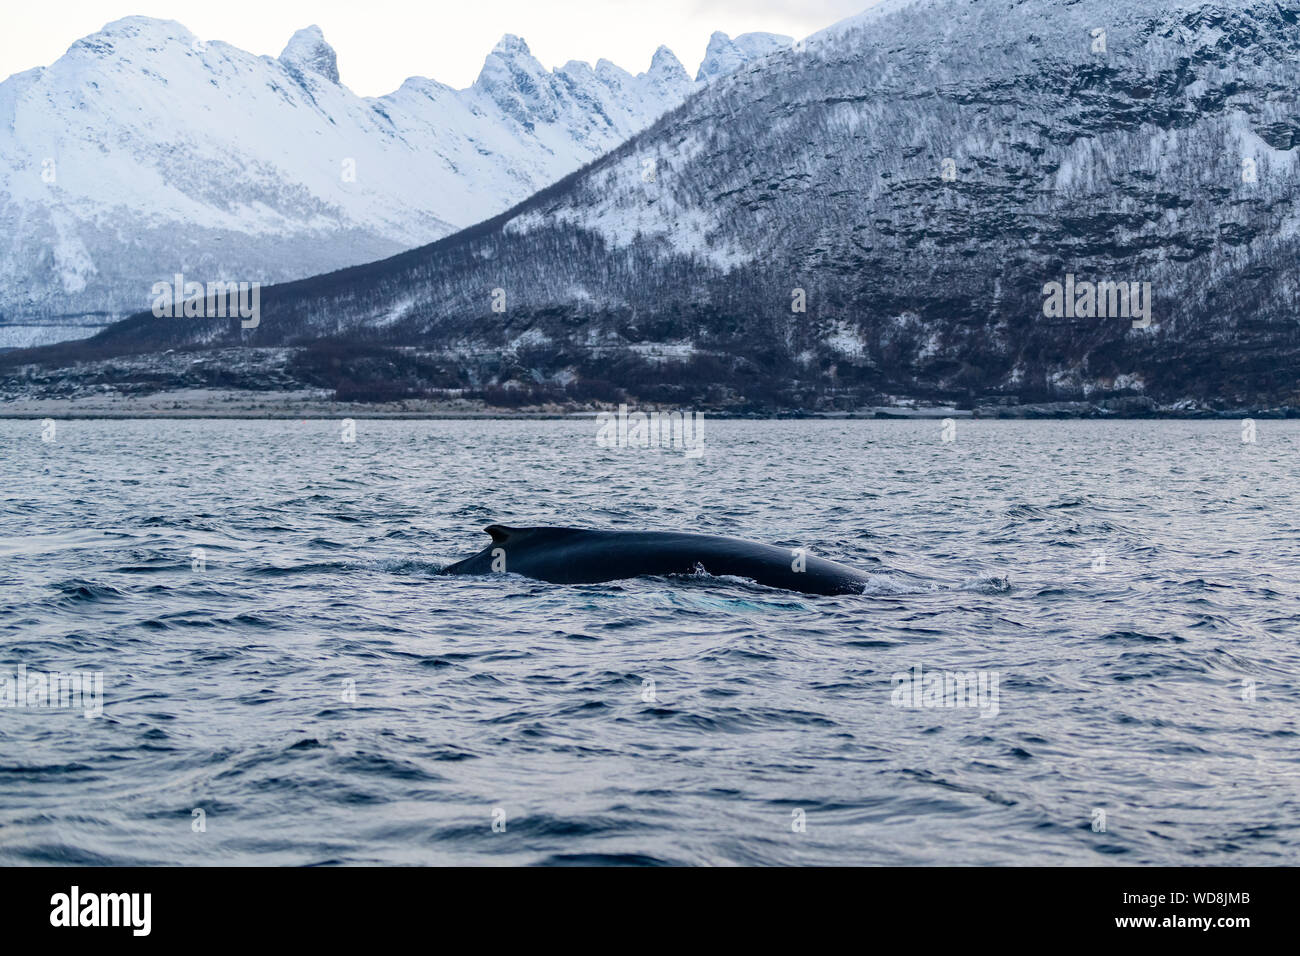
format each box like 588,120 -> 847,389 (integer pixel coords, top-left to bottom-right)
444,525 -> 872,596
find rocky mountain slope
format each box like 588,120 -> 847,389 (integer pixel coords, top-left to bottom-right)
0,17 -> 786,347
9,0 -> 1300,412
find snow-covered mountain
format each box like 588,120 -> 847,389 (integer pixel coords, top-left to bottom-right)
20,0 -> 1297,413
0,16 -> 790,347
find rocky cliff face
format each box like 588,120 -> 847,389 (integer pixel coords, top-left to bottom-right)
279,25 -> 340,84
0,17 -> 783,348
10,0 -> 1300,412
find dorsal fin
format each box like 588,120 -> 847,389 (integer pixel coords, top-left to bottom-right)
483,525 -> 584,546
485,524 -> 516,544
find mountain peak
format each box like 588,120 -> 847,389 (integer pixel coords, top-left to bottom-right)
641,46 -> 690,97
595,58 -> 629,79
492,34 -> 532,57
475,34 -> 556,125
476,34 -> 543,88
696,30 -> 791,82
280,25 -> 339,84
648,45 -> 686,78
94,16 -> 192,40
69,16 -> 195,56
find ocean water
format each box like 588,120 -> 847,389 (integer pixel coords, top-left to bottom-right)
1,417 -> 1297,866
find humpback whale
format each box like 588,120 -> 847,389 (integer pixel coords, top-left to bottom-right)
442,526 -> 875,596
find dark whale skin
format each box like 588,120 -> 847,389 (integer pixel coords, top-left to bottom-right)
442,526 -> 874,596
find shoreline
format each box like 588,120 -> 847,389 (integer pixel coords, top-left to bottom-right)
0,387 -> 1290,422
0,407 -> 1288,422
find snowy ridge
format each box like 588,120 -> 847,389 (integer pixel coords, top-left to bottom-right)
0,16 -> 787,347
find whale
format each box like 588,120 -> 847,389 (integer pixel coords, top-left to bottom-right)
442,525 -> 875,596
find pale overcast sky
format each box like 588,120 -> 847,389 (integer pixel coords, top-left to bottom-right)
1,0 -> 875,95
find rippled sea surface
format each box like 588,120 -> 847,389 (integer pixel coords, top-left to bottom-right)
2,418 -> 1298,865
